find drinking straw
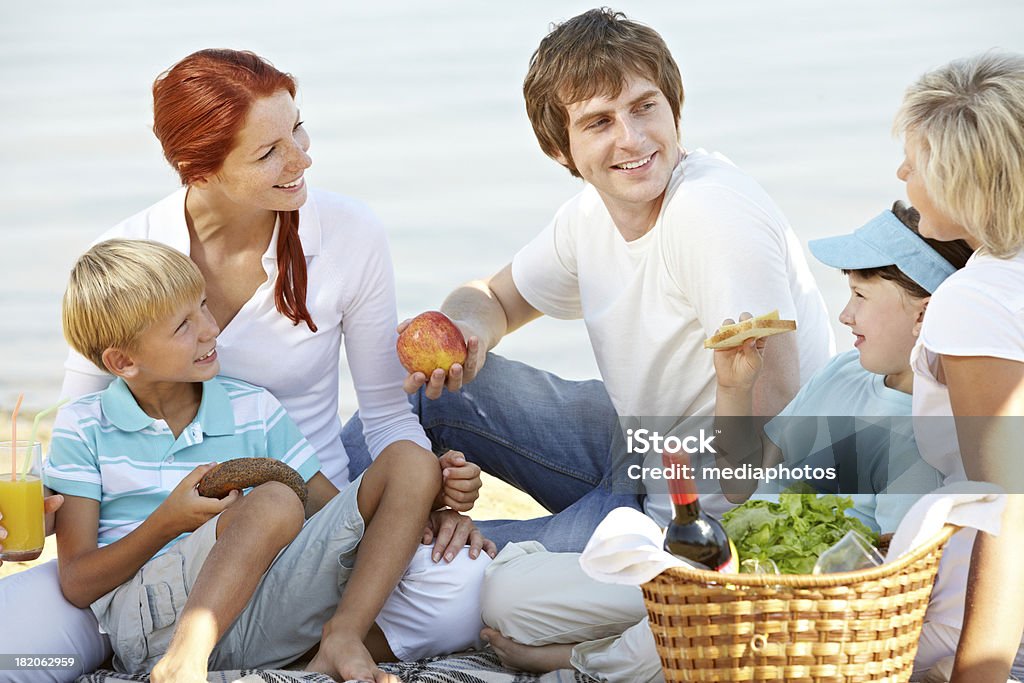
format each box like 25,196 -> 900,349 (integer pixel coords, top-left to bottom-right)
22,398 -> 70,481
10,393 -> 24,482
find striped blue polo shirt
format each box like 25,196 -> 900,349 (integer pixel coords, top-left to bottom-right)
43,375 -> 320,555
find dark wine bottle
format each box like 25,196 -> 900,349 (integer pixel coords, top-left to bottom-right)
663,450 -> 735,572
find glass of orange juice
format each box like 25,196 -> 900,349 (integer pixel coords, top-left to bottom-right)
0,441 -> 44,562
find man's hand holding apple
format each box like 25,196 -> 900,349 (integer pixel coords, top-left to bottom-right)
398,311 -> 486,399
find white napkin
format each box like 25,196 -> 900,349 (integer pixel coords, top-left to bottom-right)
884,481 -> 1006,562
579,507 -> 687,585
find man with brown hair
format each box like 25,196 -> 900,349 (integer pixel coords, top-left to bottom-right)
344,7 -> 833,551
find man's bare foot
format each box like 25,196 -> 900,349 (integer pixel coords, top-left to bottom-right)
480,627 -> 574,673
150,652 -> 209,683
306,630 -> 400,683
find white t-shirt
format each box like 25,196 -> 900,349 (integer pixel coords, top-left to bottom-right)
60,187 -> 431,486
512,149 -> 834,524
512,149 -> 833,420
911,249 -> 1024,632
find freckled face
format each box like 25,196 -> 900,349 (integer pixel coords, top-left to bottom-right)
896,138 -> 976,247
198,89 -> 313,212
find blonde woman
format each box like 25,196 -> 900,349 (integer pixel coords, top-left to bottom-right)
894,52 -> 1024,682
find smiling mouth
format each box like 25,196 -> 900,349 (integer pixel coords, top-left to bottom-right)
275,177 -> 304,189
195,347 -> 217,362
613,153 -> 654,170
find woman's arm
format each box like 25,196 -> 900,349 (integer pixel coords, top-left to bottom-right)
340,223 -> 434,461
59,349 -> 113,401
943,354 -> 1024,683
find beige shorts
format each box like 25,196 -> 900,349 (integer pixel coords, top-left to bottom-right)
93,474 -> 366,674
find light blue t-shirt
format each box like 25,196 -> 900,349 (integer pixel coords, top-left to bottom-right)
44,376 -> 321,555
760,350 -> 943,533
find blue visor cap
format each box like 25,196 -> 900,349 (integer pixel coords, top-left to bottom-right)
808,210 -> 956,293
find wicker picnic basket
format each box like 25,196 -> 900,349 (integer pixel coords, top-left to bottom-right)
641,525 -> 958,683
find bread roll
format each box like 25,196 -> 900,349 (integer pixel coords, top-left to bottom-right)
197,458 -> 308,505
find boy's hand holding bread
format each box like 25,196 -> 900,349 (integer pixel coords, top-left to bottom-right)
153,464 -> 240,537
710,311 -> 797,392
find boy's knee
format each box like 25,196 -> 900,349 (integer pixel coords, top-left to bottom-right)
243,480 -> 305,534
376,448 -> 443,491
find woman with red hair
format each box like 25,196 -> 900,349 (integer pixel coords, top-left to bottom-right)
0,49 -> 490,683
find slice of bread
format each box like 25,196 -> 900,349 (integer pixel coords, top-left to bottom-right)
703,310 -> 797,349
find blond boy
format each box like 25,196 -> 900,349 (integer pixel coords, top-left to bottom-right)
46,239 -> 442,683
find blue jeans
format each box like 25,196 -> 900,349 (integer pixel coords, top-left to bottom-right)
342,354 -> 641,552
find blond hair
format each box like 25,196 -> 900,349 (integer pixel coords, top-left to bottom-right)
894,52 -> 1024,257
524,7 -> 683,178
63,239 -> 205,370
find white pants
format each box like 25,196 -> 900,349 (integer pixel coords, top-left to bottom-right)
0,560 -> 111,683
480,542 -> 663,683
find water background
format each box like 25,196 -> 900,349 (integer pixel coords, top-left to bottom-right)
2,0 -> 1023,413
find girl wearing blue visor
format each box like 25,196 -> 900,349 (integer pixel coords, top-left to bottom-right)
475,203 -> 971,683
714,202 -> 972,533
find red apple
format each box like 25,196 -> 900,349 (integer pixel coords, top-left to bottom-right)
396,311 -> 468,376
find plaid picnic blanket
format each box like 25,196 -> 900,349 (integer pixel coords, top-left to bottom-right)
75,650 -> 600,683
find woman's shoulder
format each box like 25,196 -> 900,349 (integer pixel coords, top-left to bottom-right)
921,251 -> 1024,357
303,188 -> 393,280
930,251 -> 1024,315
306,188 -> 387,245
99,188 -> 190,247
306,188 -> 380,226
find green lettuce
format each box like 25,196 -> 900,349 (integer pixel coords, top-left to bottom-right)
721,492 -> 879,575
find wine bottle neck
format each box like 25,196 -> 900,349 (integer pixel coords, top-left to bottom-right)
662,447 -> 703,522
671,500 -> 701,525
665,467 -> 699,508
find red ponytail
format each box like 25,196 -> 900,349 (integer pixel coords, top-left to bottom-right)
276,210 -> 317,332
153,49 -> 316,332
